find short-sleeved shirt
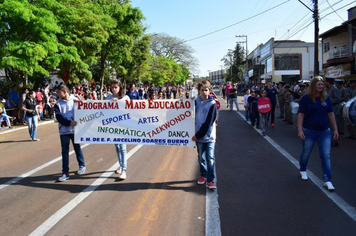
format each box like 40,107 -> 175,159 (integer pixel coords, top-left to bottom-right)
36,92 -> 43,102
248,96 -> 258,111
265,88 -> 278,103
225,85 -> 232,96
126,90 -> 139,100
24,98 -> 38,117
298,95 -> 333,131
229,88 -> 237,98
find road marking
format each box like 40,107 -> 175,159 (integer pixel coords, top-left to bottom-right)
235,109 -> 356,222
0,144 -> 90,191
0,120 -> 55,135
29,145 -> 143,236
206,174 -> 222,236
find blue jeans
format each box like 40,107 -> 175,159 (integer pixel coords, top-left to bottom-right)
26,115 -> 38,139
251,110 -> 260,127
229,97 -> 239,111
260,113 -> 267,132
245,109 -> 250,120
0,113 -> 11,127
197,142 -> 215,182
115,144 -> 127,172
60,134 -> 85,174
299,128 -> 332,182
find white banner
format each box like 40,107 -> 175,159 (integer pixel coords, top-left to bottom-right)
74,99 -> 195,147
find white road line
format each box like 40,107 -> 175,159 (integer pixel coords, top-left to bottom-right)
0,144 -> 90,191
206,174 -> 222,236
0,120 -> 55,135
235,109 -> 356,222
29,145 -> 143,236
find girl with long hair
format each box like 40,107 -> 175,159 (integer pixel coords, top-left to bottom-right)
297,76 -> 339,191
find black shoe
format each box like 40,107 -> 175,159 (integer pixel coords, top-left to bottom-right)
282,119 -> 287,122
278,116 -> 284,119
331,142 -> 339,147
286,122 -> 294,125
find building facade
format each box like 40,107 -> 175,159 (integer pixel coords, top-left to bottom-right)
209,69 -> 226,85
320,6 -> 356,81
249,38 -> 322,84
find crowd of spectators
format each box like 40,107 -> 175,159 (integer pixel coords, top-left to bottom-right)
0,80 -> 189,129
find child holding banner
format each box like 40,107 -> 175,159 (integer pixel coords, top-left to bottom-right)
192,80 -> 218,190
54,85 -> 86,182
257,90 -> 271,136
106,79 -> 130,180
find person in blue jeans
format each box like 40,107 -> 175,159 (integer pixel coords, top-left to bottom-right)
229,83 -> 239,111
22,90 -> 39,140
54,85 -> 86,182
106,79 -> 130,180
192,80 -> 218,190
298,76 -> 339,191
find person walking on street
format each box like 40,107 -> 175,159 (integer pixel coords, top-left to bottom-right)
106,79 -> 130,180
225,82 -> 232,108
54,85 -> 86,182
277,81 -> 286,119
229,83 -> 239,111
192,80 -> 218,190
297,76 -> 339,191
265,82 -> 279,128
257,90 -> 271,136
243,89 -> 251,121
325,77 -> 341,147
22,90 -> 40,141
335,79 -> 347,135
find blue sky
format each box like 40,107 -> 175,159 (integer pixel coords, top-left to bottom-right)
131,0 -> 356,77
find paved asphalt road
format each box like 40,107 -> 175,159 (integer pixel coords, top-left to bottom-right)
0,92 -> 356,236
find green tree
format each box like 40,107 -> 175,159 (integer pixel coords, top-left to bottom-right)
221,43 -> 245,83
150,33 -> 198,75
0,0 -> 62,86
43,0 -> 111,84
93,0 -> 146,94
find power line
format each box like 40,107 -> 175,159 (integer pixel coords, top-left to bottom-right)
184,0 -> 291,43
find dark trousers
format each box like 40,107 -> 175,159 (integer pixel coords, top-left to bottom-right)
267,101 -> 277,124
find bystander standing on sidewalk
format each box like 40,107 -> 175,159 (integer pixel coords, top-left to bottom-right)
0,95 -> 13,129
22,90 -> 39,141
9,85 -> 20,125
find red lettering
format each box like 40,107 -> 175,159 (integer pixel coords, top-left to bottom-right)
125,100 -> 133,109
77,101 -> 83,110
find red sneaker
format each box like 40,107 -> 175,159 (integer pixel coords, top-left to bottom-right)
271,123 -> 274,128
206,181 -> 217,189
197,177 -> 207,185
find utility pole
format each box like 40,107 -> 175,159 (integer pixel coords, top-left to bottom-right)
228,49 -> 233,82
236,35 -> 248,80
298,0 -> 319,76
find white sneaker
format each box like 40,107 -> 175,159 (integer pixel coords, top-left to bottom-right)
118,172 -> 126,180
115,166 -> 122,175
324,181 -> 335,191
300,171 -> 308,180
